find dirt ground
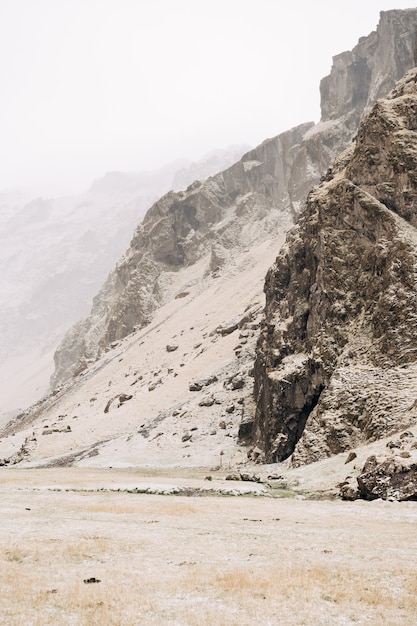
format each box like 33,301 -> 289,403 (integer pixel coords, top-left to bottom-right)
1,468 -> 417,626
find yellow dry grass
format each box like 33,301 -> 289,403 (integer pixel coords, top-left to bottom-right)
1,555 -> 416,625
0,469 -> 416,625
78,500 -> 199,516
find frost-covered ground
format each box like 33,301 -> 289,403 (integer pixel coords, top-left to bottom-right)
1,467 -> 416,626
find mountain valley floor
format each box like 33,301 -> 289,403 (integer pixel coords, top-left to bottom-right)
1,467 -> 416,626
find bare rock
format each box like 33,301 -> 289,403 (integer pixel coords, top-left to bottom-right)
252,66 -> 417,465
231,375 -> 245,390
216,318 -> 240,336
357,454 -> 417,501
239,471 -> 261,483
198,395 -> 215,407
207,242 -> 230,274
189,375 -> 218,391
345,451 -> 357,464
104,393 -> 133,413
247,446 -> 265,464
224,373 -> 246,391
148,379 -> 162,392
189,381 -> 203,392
238,418 -> 254,443
339,483 -> 360,501
387,439 -> 402,450
83,578 -> 101,584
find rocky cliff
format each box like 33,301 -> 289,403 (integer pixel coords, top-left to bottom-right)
52,9 -> 417,389
51,122 -> 312,386
252,67 -> 417,466
291,8 -> 417,212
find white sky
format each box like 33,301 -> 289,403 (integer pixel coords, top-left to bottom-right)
0,1 -> 415,195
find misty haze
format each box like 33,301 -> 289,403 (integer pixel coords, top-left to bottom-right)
1,3 -> 417,625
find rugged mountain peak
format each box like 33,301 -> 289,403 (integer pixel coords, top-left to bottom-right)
252,68 -> 417,466
320,9 -> 417,125
292,8 -> 417,209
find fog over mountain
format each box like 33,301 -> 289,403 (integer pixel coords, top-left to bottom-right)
1,1 -> 414,195
4,9 -> 417,625
2,9 -> 417,509
0,146 -> 248,419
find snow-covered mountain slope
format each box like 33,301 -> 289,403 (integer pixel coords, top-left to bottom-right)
0,147 -> 249,419
0,234 -> 284,469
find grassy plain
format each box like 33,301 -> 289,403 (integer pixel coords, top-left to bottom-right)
0,468 -> 416,625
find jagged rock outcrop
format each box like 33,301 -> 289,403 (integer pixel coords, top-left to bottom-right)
340,430 -> 417,501
52,9 -> 417,390
357,432 -> 417,501
290,8 -> 417,212
252,68 -> 417,466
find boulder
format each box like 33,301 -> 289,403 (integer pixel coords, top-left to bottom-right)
104,393 -> 133,413
357,454 -> 417,501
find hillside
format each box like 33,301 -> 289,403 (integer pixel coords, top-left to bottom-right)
51,8 -> 417,389
2,10 -> 417,502
0,146 -> 248,420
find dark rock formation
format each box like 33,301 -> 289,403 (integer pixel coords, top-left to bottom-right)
353,431 -> 417,501
357,453 -> 417,501
253,68 -> 417,465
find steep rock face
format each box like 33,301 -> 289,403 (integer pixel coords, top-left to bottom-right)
253,68 -> 417,465
320,10 -> 417,123
52,123 -> 310,386
52,9 -> 417,389
291,9 -> 417,211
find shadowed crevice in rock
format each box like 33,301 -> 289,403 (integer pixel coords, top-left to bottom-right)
253,352 -> 326,462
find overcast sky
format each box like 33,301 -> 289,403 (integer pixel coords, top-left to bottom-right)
0,1 -> 415,195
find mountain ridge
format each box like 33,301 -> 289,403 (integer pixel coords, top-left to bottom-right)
2,10 -> 417,500
0,147 -> 249,417
52,9 -> 417,389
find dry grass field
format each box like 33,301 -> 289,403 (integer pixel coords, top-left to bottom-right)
1,468 -> 417,625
